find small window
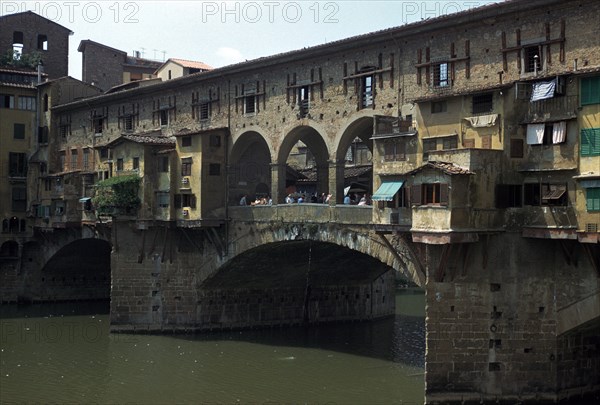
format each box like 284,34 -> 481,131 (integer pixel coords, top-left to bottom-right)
581,76 -> 600,106
586,188 -> 600,212
43,94 -> 49,111
472,93 -> 493,115
208,163 -> 221,176
524,183 -> 567,206
59,151 -> 66,171
177,194 -> 196,209
199,102 -> 210,120
431,101 -> 447,113
133,157 -> 139,170
37,34 -> 48,51
13,123 -> 25,140
524,46 -> 541,73
60,125 -> 69,140
496,185 -> 522,208
581,128 -> 600,156
383,140 -> 406,162
71,149 -> 78,170
423,138 -> 437,159
12,31 -> 23,58
168,70 -> 172,80
8,152 -> 27,177
83,149 -> 90,171
160,109 -> 169,126
510,139 -> 524,158
181,158 -> 192,176
442,137 -> 458,150
157,193 -> 170,208
181,136 -> 192,147
18,96 -> 36,111
100,148 -> 109,159
298,86 -> 310,117
209,134 -> 221,147
158,156 -> 169,172
124,115 -> 134,131
433,62 -> 449,87
94,118 -> 103,134
244,94 -> 256,115
361,74 -> 374,108
12,187 -> 27,212
116,158 -> 124,171
1,94 -> 15,109
413,183 -> 449,206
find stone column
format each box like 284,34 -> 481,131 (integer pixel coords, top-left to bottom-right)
315,163 -> 329,198
328,160 -> 345,206
270,163 -> 286,204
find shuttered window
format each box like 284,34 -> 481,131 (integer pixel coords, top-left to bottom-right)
410,184 -> 448,206
581,76 -> 600,106
581,128 -> 600,156
586,188 -> 600,212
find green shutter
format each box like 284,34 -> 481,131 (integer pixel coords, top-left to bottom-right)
586,188 -> 600,212
581,128 -> 600,156
581,76 -> 600,106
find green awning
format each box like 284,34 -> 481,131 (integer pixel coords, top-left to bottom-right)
372,181 -> 403,201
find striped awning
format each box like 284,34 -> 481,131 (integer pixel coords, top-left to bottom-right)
372,181 -> 403,201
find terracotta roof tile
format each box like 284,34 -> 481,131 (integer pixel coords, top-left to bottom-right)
408,161 -> 474,176
169,58 -> 213,71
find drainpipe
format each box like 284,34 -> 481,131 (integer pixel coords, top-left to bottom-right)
224,78 -> 231,256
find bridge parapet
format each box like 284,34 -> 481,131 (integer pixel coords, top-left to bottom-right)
228,204 -> 373,225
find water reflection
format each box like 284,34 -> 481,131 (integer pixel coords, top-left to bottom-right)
1,290 -> 425,404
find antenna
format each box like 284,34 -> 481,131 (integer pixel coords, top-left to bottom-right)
162,50 -> 166,61
140,47 -> 145,58
153,49 -> 158,60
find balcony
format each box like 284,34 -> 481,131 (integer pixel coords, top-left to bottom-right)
523,95 -> 578,124
229,204 -> 373,225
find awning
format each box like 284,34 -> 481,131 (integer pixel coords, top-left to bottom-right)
79,197 -> 92,203
372,181 -> 403,201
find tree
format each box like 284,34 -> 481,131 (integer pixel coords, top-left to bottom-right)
0,49 -> 43,69
92,175 -> 141,216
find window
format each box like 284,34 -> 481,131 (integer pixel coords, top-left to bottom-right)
527,122 -> 567,145
124,115 -> 134,131
181,136 -> 192,147
423,138 -> 437,159
100,148 -> 109,159
433,62 -> 449,87
157,193 -> 170,208
209,163 -> 221,176
8,153 -> 27,177
524,46 -> 541,73
133,157 -> 139,171
37,34 -> 48,51
181,158 -> 192,176
1,94 -> 15,108
12,187 -> 27,212
581,128 -> 600,156
586,188 -> 600,212
199,102 -> 210,121
175,194 -> 197,209
168,70 -> 172,80
158,156 -> 169,172
431,101 -> 447,113
298,86 -> 310,117
43,94 -> 49,111
442,136 -> 458,150
59,151 -> 66,171
160,109 -> 169,126
361,75 -> 374,108
83,149 -> 90,171
116,158 -> 124,171
244,93 -> 256,115
60,124 -> 69,139
496,185 -> 522,208
472,93 -> 493,114
581,76 -> 600,106
510,139 -> 524,158
94,118 -> 103,134
18,96 -> 36,111
411,183 -> 449,206
13,123 -> 25,139
383,140 -> 406,161
209,134 -> 221,147
12,31 -> 23,58
71,150 -> 78,170
524,183 -> 567,206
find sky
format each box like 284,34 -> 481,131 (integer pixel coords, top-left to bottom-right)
1,0 -> 500,79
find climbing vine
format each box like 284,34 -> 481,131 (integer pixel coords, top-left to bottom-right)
92,175 -> 141,215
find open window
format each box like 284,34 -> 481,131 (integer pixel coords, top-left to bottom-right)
433,62 -> 450,87
298,85 -> 309,118
411,183 -> 449,206
37,34 -> 48,51
12,31 -> 23,59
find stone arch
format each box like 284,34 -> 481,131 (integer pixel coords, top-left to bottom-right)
557,290 -> 600,335
225,221 -> 425,287
276,124 -> 330,203
0,240 -> 19,258
229,130 -> 273,204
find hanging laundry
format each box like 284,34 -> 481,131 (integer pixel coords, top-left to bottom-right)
552,121 -> 566,144
530,79 -> 556,102
527,123 -> 545,144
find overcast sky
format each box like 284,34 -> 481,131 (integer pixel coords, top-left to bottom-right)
2,1 -> 499,78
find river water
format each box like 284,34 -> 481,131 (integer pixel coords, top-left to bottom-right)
0,289 -> 425,404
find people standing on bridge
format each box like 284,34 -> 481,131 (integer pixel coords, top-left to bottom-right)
240,194 -> 248,206
344,194 -> 351,205
285,194 -> 294,204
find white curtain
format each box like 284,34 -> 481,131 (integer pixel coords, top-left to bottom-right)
531,79 -> 556,102
526,123 -> 545,144
552,121 -> 566,144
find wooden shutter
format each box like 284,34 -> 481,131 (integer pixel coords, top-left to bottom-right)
174,194 -> 182,209
439,183 -> 449,206
411,185 -> 422,206
510,139 -> 524,158
190,194 -> 197,209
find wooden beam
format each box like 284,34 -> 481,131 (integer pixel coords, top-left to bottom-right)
376,233 -> 426,286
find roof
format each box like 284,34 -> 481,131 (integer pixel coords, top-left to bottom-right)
0,11 -> 73,34
98,132 -> 176,148
53,0 -> 571,111
408,161 -> 474,176
298,165 -> 372,182
167,58 -> 213,70
171,127 -> 230,137
78,39 -> 126,55
37,75 -> 101,91
125,56 -> 163,69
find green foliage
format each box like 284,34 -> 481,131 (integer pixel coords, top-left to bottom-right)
0,49 -> 43,69
93,175 -> 141,215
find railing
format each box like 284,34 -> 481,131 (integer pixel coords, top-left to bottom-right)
229,204 -> 373,225
525,95 -> 578,122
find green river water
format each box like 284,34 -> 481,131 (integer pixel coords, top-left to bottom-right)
0,289 -> 425,404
